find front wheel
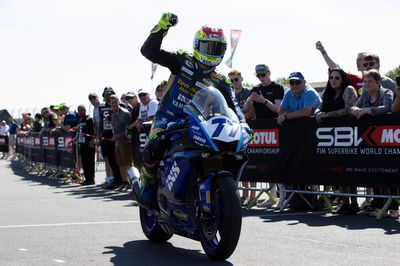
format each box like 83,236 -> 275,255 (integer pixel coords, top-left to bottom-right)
139,206 -> 172,243
199,176 -> 242,260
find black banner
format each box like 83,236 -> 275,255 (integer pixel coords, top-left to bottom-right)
242,113 -> 400,187
0,136 -> 8,152
57,132 -> 75,168
16,131 -> 75,169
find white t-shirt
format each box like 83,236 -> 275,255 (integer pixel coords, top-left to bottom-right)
0,125 -> 9,136
139,100 -> 158,121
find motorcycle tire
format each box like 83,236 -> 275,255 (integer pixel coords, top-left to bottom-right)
199,176 -> 242,260
139,206 -> 173,243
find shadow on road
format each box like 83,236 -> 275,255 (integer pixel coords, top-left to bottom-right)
241,208 -> 400,235
9,160 -> 400,235
103,240 -> 233,266
9,160 -> 138,206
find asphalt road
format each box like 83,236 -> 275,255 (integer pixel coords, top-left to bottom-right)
1,159 -> 400,266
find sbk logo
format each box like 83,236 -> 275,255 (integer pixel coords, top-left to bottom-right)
316,126 -> 400,147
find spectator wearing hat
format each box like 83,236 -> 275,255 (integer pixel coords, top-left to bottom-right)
243,64 -> 284,120
98,87 -> 122,189
278,72 -> 321,126
243,64 -> 284,208
119,93 -> 133,112
20,113 -> 33,133
134,88 -> 158,130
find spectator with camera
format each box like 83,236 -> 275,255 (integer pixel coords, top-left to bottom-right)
243,64 -> 284,207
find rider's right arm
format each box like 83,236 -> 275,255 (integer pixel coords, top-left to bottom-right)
140,30 -> 181,74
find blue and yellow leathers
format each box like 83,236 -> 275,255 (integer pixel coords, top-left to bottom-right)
135,19 -> 244,209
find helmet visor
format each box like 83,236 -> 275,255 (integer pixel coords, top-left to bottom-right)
195,40 -> 227,57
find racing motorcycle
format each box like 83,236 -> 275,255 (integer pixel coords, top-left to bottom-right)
139,86 -> 250,260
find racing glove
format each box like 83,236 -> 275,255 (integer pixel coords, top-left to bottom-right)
243,124 -> 254,144
151,12 -> 178,35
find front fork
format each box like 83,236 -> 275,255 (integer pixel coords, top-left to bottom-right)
198,171 -> 234,215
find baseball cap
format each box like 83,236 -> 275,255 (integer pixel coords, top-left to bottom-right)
88,93 -> 98,100
126,91 -> 136,98
102,87 -> 115,97
137,88 -> 149,96
255,64 -> 269,75
288,72 -> 305,80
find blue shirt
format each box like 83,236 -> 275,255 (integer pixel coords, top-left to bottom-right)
63,111 -> 80,127
9,121 -> 19,135
280,85 -> 321,113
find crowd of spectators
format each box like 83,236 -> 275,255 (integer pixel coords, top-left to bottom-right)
231,41 -> 399,218
1,41 -> 399,218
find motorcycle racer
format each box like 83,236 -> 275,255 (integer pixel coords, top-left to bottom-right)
133,13 -> 246,209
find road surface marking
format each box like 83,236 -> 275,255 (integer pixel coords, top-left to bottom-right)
0,220 -> 140,229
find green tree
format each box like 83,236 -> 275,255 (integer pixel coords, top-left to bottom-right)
385,65 -> 400,81
243,82 -> 255,88
276,77 -> 288,85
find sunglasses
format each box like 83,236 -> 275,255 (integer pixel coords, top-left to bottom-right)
139,94 -> 147,97
329,76 -> 341,80
256,73 -> 266,78
363,61 -> 375,67
156,89 -> 162,92
230,77 -> 239,83
289,80 -> 302,86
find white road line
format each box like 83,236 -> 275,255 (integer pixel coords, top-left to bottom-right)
53,260 -> 66,263
18,248 -> 27,251
0,220 -> 140,229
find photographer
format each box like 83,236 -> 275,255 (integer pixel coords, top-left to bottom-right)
391,76 -> 400,113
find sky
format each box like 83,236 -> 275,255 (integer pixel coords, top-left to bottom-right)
1,0 -> 399,116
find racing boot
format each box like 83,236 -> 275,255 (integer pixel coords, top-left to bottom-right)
132,165 -> 158,210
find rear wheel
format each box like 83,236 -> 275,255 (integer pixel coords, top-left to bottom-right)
199,176 -> 242,260
139,206 -> 172,243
